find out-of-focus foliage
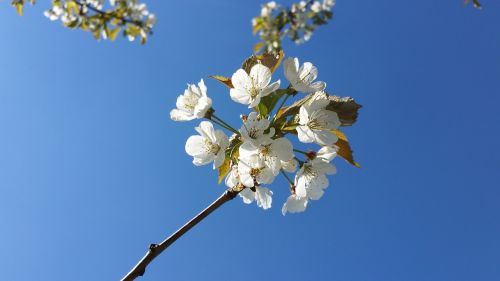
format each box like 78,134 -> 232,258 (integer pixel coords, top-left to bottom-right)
464,0 -> 482,9
252,0 -> 335,53
11,0 -> 155,44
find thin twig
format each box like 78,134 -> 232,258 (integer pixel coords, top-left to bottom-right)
121,189 -> 240,281
74,0 -> 144,27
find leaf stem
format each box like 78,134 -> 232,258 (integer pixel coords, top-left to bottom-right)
212,114 -> 240,135
280,170 -> 294,185
293,148 -> 309,155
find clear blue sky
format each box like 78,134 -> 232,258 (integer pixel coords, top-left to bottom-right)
1,1 -> 499,280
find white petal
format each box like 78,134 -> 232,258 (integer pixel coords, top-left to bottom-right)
198,121 -> 217,143
170,109 -> 194,121
230,88 -> 252,105
281,159 -> 298,173
297,126 -> 315,143
185,135 -> 207,156
225,165 -> 239,188
282,195 -> 308,215
213,152 -> 226,169
313,159 -> 337,175
198,79 -> 207,96
255,186 -> 273,209
308,81 -> 326,92
193,96 -> 212,118
249,64 -> 272,89
249,95 -> 262,108
317,146 -> 337,162
231,69 -> 252,90
313,130 -> 338,146
238,160 -> 255,187
298,62 -> 318,84
256,167 -> 275,185
239,188 -> 255,204
299,105 -> 309,125
260,80 -> 281,97
271,138 -> 293,162
284,57 -> 299,84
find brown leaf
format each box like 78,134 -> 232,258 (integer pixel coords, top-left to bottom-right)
209,75 -> 234,88
276,93 -> 313,119
332,129 -> 360,168
241,50 -> 284,74
326,96 -> 362,126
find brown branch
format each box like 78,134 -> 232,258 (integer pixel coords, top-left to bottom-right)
120,189 -> 240,281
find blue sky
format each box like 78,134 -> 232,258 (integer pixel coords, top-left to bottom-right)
1,0 -> 499,280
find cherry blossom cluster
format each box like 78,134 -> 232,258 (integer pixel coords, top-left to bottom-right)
42,0 -> 155,43
252,0 -> 335,53
170,54 -> 360,215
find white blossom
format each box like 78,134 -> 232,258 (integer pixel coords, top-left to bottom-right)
240,186 -> 273,210
185,121 -> 229,169
284,57 -> 326,93
282,194 -> 308,215
239,112 -> 274,145
170,79 -> 212,122
311,1 -> 322,13
261,1 -> 277,17
295,154 -> 336,200
281,158 -> 299,173
296,93 -> 340,145
225,165 -> 240,188
237,158 -> 275,188
239,137 -> 293,176
322,0 -> 336,11
230,64 -> 280,108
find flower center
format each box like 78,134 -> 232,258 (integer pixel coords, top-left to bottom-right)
307,118 -> 325,130
248,127 -> 259,139
303,165 -> 317,177
204,139 -> 221,155
250,87 -> 259,99
260,144 -> 272,156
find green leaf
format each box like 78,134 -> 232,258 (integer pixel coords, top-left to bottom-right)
259,89 -> 287,117
257,103 -> 269,118
217,157 -> 231,184
218,137 -> 241,184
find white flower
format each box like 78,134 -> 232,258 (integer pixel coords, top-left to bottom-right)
239,186 -> 273,210
185,121 -> 229,169
170,79 -> 212,122
239,112 -> 274,145
282,194 -> 308,215
284,57 -> 326,93
296,94 -> 340,145
237,158 -> 275,188
317,146 -> 337,162
281,158 -> 299,173
225,165 -> 240,188
282,147 -> 337,215
239,137 -> 293,176
261,1 -> 277,17
230,64 -> 280,108
44,5 -> 63,21
322,0 -> 336,11
295,157 -> 336,200
311,1 -> 322,13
